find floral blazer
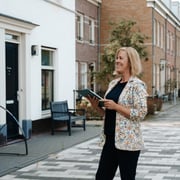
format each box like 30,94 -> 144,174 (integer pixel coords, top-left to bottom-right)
99,76 -> 148,151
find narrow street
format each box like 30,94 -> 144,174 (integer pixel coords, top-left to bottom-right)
0,102 -> 180,180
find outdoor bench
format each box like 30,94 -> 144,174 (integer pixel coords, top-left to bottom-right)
50,100 -> 86,136
162,94 -> 168,102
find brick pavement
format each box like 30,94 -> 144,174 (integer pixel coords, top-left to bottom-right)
0,102 -> 180,180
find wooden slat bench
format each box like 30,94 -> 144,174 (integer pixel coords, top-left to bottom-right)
50,100 -> 86,136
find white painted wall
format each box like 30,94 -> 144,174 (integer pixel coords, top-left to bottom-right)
0,0 -> 75,121
0,29 -> 6,125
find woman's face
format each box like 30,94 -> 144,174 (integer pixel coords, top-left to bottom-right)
115,50 -> 130,74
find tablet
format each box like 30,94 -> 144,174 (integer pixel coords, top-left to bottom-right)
76,89 -> 102,100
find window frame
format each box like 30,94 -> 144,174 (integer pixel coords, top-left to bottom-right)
41,47 -> 55,113
157,21 -> 160,47
89,18 -> 95,44
79,62 -> 87,89
160,24 -> 164,49
76,13 -> 84,41
153,19 -> 157,46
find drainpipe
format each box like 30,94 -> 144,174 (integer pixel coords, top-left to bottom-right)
96,2 -> 101,92
97,2 -> 101,71
152,4 -> 155,97
174,26 -> 177,81
174,25 -> 177,104
165,15 -> 167,93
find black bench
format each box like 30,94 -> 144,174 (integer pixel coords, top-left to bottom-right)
50,100 -> 86,136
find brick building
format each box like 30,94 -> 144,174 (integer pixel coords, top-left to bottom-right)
75,0 -> 101,91
100,0 -> 180,97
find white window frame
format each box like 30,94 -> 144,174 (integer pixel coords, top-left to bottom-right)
167,31 -> 170,51
75,62 -> 78,90
171,32 -> 174,54
153,19 -> 156,46
76,13 -> 84,41
89,18 -> 95,44
160,24 -> 164,49
157,21 -> 160,47
177,37 -> 180,56
41,47 -> 55,113
80,62 -> 87,89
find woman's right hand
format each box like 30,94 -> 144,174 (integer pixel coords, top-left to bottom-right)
86,96 -> 105,116
87,95 -> 99,108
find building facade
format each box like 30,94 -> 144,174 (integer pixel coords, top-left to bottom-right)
100,0 -> 180,97
0,0 -> 179,144
148,0 -> 180,98
0,0 -> 76,143
75,0 -> 101,92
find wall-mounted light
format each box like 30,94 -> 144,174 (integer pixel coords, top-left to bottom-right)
160,64 -> 164,71
160,59 -> 166,71
31,45 -> 39,56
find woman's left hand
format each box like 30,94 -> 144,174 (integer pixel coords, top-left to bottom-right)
103,99 -> 118,110
103,99 -> 130,119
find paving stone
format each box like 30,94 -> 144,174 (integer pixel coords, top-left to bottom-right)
0,102 -> 180,180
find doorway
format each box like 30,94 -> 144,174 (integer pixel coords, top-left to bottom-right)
5,42 -> 19,139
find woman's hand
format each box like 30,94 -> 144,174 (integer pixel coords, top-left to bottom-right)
86,95 -> 99,109
103,99 -> 130,119
103,99 -> 118,110
86,96 -> 105,116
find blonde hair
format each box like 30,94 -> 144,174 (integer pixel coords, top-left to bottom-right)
115,47 -> 142,76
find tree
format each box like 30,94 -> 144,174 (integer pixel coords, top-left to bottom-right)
95,20 -> 148,93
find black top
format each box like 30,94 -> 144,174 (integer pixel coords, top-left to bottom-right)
104,81 -> 127,137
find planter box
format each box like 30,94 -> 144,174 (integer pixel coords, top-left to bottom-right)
147,96 -> 163,115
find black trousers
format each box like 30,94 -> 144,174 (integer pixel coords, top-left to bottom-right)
96,137 -> 140,180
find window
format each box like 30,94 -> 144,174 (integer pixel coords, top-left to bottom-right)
76,13 -> 84,41
88,63 -> 95,90
5,34 -> 19,41
171,33 -> 174,54
168,32 -> 174,54
75,62 -> 79,90
157,21 -> 160,47
160,25 -> 164,49
80,63 -> 87,89
153,19 -> 156,46
167,31 -> 170,51
89,18 -> 95,44
177,37 -> 180,56
41,48 -> 54,110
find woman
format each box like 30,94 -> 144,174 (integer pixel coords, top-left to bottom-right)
88,47 -> 148,180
